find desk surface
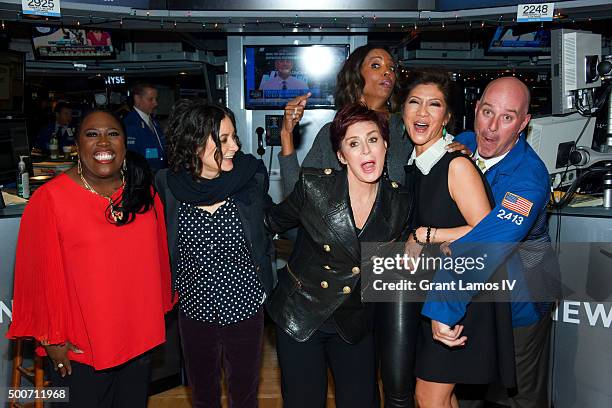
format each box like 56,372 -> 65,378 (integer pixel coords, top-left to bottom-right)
0,204 -> 25,219
548,205 -> 612,219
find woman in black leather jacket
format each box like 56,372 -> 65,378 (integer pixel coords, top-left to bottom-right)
265,103 -> 415,408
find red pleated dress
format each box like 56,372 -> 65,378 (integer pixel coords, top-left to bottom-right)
7,173 -> 174,370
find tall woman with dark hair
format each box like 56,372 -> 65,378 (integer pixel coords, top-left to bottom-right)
277,44 -> 411,196
8,110 -> 173,407
155,99 -> 275,408
399,69 -> 515,407
265,104 -> 415,408
276,46 -> 468,408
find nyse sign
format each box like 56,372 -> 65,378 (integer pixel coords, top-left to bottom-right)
105,75 -> 126,86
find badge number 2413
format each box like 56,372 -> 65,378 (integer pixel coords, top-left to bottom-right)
497,209 -> 523,225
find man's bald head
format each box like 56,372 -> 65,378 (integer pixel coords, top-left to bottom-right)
474,76 -> 532,159
481,76 -> 531,115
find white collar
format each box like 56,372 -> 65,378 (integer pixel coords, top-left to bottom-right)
134,106 -> 151,124
472,140 -> 518,173
407,134 -> 454,175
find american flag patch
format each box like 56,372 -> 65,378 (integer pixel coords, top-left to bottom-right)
502,192 -> 533,217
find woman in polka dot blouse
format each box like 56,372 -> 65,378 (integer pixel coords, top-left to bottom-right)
155,99 -> 275,408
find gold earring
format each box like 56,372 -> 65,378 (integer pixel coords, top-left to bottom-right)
77,155 -> 82,174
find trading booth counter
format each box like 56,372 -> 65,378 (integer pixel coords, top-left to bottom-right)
548,205 -> 612,408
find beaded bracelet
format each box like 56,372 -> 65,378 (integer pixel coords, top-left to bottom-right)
413,226 -> 435,245
412,228 -> 426,245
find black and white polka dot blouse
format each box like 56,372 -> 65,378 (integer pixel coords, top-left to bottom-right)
176,199 -> 265,325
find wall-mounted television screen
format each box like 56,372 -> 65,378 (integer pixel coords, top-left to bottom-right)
487,26 -> 550,55
32,26 -> 114,58
244,44 -> 350,110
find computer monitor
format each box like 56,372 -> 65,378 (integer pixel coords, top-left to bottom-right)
244,44 -> 350,110
526,113 -> 596,187
32,26 -> 115,59
487,25 -> 551,55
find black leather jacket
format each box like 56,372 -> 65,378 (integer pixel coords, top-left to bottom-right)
265,167 -> 415,343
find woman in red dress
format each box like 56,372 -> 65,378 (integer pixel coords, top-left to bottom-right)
7,110 -> 173,407
86,30 -> 111,46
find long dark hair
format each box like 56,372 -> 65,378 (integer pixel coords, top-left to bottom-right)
165,99 -> 239,178
334,44 -> 401,113
77,110 -> 155,226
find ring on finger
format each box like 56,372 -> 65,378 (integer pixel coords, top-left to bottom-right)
57,363 -> 64,369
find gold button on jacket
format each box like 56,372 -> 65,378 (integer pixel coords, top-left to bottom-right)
263,166 -> 416,343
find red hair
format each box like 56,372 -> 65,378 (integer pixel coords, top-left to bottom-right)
329,103 -> 390,153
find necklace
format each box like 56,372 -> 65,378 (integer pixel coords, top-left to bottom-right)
79,172 -> 125,222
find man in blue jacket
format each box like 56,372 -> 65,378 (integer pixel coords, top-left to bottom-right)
423,76 -> 554,408
123,83 -> 166,171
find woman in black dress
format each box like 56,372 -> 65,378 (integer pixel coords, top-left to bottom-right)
401,69 -> 515,407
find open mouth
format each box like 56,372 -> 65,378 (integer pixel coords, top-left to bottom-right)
413,121 -> 430,133
361,160 -> 377,173
93,151 -> 115,163
482,134 -> 497,144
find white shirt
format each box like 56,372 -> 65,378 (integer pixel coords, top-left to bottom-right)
259,75 -> 308,91
407,134 -> 454,175
134,106 -> 153,129
472,143 -> 516,173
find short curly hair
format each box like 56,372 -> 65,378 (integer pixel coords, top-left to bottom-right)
329,103 -> 390,154
165,99 -> 239,178
334,45 -> 401,113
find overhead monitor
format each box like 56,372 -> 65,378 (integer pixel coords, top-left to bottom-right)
487,26 -> 551,55
244,44 -> 350,110
32,26 -> 114,59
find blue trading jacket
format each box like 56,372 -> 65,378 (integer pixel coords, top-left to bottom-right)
123,110 -> 166,172
422,131 -> 554,327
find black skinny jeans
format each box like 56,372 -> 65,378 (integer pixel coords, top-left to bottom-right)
377,301 -> 422,408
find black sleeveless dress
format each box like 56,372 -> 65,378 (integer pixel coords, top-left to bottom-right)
408,151 -> 516,387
